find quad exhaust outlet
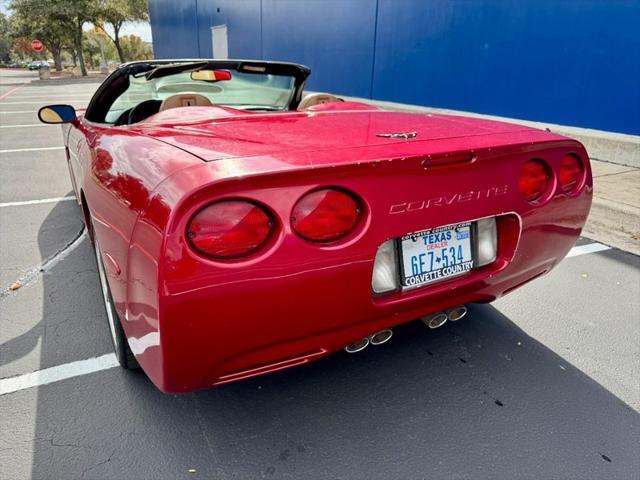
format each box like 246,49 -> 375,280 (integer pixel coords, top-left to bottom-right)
345,329 -> 393,353
345,306 -> 467,352
445,306 -> 468,322
369,329 -> 393,345
344,337 -> 369,353
422,312 -> 448,329
421,305 -> 468,329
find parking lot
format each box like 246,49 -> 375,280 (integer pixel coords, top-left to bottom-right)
0,68 -> 639,479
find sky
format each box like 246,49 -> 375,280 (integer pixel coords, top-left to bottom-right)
0,1 -> 153,43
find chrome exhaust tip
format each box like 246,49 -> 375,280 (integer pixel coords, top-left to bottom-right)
369,329 -> 393,346
421,312 -> 448,329
345,337 -> 370,353
445,306 -> 468,322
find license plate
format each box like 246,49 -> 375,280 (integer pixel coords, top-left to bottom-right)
399,222 -> 474,289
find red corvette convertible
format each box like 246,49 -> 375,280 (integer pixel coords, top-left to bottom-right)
39,60 -> 592,393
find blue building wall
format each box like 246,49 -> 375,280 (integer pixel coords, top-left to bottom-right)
149,0 -> 640,134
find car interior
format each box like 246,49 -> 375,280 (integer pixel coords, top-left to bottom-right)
297,93 -> 343,110
114,91 -> 344,126
88,61 -> 319,126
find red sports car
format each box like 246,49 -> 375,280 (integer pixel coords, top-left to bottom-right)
38,60 -> 592,393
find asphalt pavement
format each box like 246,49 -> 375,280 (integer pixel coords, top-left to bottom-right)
1,69 -> 639,480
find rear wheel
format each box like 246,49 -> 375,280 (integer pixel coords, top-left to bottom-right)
93,233 -> 139,370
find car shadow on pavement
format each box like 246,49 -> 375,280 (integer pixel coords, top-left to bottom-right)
0,195 -> 89,373
27,202 -> 640,480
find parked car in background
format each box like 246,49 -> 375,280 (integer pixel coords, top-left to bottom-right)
28,60 -> 48,70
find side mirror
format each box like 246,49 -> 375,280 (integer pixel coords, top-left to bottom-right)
38,104 -> 77,124
190,69 -> 232,82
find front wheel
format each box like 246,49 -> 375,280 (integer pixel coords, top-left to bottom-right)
93,233 -> 139,370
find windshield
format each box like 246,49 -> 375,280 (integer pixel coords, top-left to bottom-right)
105,70 -> 296,123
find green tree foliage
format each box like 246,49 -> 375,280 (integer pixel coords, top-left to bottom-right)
9,3 -> 73,70
116,34 -> 152,61
96,0 -> 148,63
82,29 -> 105,68
84,29 -> 150,65
51,0 -> 98,76
102,34 -> 151,62
0,13 -> 13,62
7,0 -> 150,71
10,0 -> 98,76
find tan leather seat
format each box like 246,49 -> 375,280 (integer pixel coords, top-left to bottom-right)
298,93 -> 343,110
159,92 -> 212,111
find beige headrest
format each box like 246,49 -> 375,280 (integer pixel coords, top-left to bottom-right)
298,93 -> 343,110
159,93 -> 212,112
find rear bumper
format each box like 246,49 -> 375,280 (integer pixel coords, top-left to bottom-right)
127,137 -> 592,393
156,202 -> 586,393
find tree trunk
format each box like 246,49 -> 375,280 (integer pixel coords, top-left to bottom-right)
114,25 -> 125,63
51,46 -> 63,71
75,20 -> 87,76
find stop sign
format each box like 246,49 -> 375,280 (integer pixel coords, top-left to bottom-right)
31,39 -> 43,52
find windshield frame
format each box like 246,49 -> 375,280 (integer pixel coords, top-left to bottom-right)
84,59 -> 311,124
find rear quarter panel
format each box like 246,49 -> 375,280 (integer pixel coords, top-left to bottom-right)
66,120 -> 202,381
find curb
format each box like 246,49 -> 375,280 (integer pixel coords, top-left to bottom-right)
584,195 -> 640,256
30,76 -> 107,86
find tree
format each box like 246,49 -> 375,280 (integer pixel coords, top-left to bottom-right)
52,0 -> 98,76
96,0 -> 148,63
11,36 -> 33,60
118,34 -> 152,61
9,5 -> 73,71
0,13 -> 13,63
10,0 -> 98,76
82,30 -> 103,68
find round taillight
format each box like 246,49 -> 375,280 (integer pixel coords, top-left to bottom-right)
559,154 -> 584,193
519,159 -> 552,203
187,200 -> 272,258
292,189 -> 361,242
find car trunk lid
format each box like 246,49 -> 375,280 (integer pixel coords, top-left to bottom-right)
131,106 -> 539,162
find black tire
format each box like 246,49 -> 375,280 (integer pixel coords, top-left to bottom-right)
93,232 -> 139,370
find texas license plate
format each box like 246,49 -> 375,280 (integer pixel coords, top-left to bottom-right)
399,222 -> 474,289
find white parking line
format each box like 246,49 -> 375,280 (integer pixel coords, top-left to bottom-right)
566,242 -> 611,257
0,354 -> 119,396
0,85 -> 24,100
0,146 -> 64,154
0,124 -> 51,128
0,101 -> 88,105
0,240 -> 616,395
1,109 -> 85,114
6,95 -> 92,99
0,196 -> 75,208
